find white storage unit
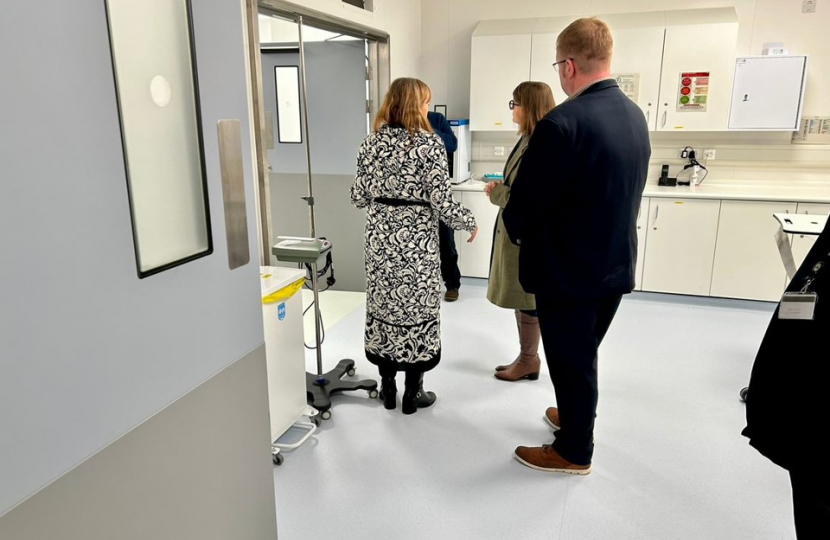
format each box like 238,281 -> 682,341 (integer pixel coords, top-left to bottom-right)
655,8 -> 738,131
641,198 -> 721,296
454,186 -> 499,278
470,19 -> 534,131
450,119 -> 472,183
529,17 -> 570,107
635,197 -> 650,290
709,200 -> 796,301
603,12 -> 667,130
529,12 -> 666,126
790,203 -> 830,272
260,267 -> 308,444
729,56 -> 808,131
473,8 -> 739,132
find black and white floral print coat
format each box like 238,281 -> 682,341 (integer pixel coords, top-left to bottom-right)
350,125 -> 477,371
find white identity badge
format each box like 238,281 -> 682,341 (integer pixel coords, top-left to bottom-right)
778,292 -> 818,320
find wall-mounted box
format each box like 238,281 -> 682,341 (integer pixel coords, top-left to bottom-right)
728,56 -> 808,131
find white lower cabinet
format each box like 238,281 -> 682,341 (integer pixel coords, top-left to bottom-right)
635,197 -> 650,291
454,190 -> 499,278
641,198 -> 721,296
790,203 -> 830,274
453,189 -> 830,301
709,200 -> 796,301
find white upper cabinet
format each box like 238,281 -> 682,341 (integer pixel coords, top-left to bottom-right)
603,12 -> 666,131
529,17 -> 570,107
529,12 -> 666,128
472,8 -> 739,132
655,8 -> 738,131
729,56 -> 808,131
470,19 -> 534,131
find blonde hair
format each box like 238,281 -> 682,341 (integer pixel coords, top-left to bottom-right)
556,17 -> 613,75
513,82 -> 556,136
373,77 -> 433,135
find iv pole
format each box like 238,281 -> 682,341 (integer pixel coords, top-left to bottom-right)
296,16 -> 377,421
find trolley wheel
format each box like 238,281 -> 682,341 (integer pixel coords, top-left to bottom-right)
321,410 -> 332,420
346,368 -> 356,377
310,415 -> 321,427
368,389 -> 379,399
740,387 -> 749,402
272,453 -> 284,466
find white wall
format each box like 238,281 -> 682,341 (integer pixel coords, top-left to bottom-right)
284,0 -> 422,78
422,0 -> 830,185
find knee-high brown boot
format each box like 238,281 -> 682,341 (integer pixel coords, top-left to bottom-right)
495,311 -> 523,372
494,312 -> 540,381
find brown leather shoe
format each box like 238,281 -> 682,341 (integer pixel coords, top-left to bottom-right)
444,289 -> 459,302
544,407 -> 560,431
514,444 -> 591,475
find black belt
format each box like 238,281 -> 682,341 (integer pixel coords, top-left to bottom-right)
374,197 -> 430,207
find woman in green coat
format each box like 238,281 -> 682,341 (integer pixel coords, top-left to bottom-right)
485,82 -> 555,382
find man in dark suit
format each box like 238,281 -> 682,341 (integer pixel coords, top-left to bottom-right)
503,17 -> 651,474
743,224 -> 830,538
427,111 -> 462,302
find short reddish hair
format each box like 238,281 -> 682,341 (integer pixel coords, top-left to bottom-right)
556,17 -> 613,74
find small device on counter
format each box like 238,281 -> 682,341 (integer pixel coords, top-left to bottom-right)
676,148 -> 707,186
658,164 -> 677,186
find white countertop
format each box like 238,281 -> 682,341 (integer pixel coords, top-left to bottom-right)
453,179 -> 830,204
643,183 -> 830,203
452,179 -> 488,192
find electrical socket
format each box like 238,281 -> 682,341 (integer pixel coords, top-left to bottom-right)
494,146 -> 505,157
803,0 -> 817,14
703,148 -> 716,160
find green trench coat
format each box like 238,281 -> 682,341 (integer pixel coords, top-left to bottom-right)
486,136 -> 536,310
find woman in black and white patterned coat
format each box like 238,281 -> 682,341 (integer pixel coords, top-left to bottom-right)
351,78 -> 478,415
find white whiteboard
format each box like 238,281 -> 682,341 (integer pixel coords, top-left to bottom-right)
729,56 -> 807,130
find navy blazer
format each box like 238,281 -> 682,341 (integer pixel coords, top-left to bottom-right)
427,111 -> 458,153
502,80 -> 651,299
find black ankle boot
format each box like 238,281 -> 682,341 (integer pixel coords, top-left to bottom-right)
379,376 -> 397,410
401,373 -> 436,415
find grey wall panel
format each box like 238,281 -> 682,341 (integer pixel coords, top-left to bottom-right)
0,346 -> 278,540
269,173 -> 366,292
261,40 -> 367,175
0,0 -> 267,516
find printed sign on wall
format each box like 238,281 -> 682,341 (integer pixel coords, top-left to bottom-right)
677,72 -> 710,112
613,73 -> 640,103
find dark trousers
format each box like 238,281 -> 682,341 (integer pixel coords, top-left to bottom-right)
438,221 -> 461,290
535,294 -> 623,465
791,468 -> 830,539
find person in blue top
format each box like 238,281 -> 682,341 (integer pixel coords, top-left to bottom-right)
427,111 -> 463,302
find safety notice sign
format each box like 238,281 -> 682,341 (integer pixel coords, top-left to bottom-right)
613,73 -> 640,103
677,72 -> 710,112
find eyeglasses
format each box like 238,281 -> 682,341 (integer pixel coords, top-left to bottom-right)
552,58 -> 572,72
508,100 -> 521,110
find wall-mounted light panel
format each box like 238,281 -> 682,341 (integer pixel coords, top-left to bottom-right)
105,0 -> 213,278
274,66 -> 303,144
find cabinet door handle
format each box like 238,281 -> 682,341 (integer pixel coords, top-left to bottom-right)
661,109 -> 667,128
646,109 -> 650,124
652,205 -> 659,230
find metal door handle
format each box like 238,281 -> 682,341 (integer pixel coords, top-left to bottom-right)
652,205 -> 659,230
661,109 -> 667,128
646,109 -> 650,124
